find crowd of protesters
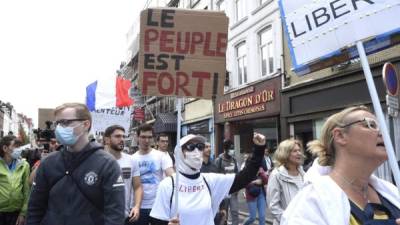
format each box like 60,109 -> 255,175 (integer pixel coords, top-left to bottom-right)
1,103 -> 400,225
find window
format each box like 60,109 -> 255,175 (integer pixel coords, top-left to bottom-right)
217,0 -> 225,12
236,42 -> 247,85
235,0 -> 246,22
259,26 -> 275,76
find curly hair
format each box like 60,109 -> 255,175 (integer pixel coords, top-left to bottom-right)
307,105 -> 370,166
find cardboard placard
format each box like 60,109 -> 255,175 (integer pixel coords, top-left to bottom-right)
138,8 -> 229,99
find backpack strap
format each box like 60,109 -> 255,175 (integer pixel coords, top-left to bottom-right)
203,176 -> 211,196
56,146 -> 103,211
169,176 -> 175,211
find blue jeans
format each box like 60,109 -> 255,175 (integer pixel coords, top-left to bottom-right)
132,208 -> 151,225
243,192 -> 266,225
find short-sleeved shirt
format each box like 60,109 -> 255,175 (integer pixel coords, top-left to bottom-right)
132,149 -> 173,209
117,152 -> 140,217
150,173 -> 235,225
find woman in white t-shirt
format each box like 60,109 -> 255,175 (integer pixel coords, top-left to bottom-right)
150,133 -> 266,225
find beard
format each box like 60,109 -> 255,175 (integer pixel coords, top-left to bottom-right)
111,142 -> 124,151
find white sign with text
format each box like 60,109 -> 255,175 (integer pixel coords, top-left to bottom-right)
279,0 -> 400,67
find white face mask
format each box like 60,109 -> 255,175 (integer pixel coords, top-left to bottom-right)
228,149 -> 235,157
184,149 -> 203,171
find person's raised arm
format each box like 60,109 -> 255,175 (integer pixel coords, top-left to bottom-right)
229,133 -> 266,194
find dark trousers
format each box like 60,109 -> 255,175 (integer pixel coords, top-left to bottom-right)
0,211 -> 19,225
131,208 -> 151,225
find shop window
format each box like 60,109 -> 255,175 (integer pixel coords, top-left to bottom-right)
259,26 -> 275,77
236,42 -> 247,85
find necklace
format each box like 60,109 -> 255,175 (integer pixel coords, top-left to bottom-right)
331,170 -> 369,201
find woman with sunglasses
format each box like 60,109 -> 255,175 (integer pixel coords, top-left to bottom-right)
150,133 -> 267,225
281,106 -> 400,225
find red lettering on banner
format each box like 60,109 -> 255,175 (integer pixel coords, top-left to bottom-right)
142,72 -> 157,95
203,32 -> 216,56
144,29 -> 159,52
176,32 -> 190,54
158,72 -> 174,95
190,32 -> 204,54
192,71 -> 211,96
160,30 -> 174,53
216,33 -> 227,57
176,72 -> 191,95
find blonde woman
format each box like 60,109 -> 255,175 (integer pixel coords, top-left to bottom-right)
266,139 -> 305,225
281,106 -> 400,225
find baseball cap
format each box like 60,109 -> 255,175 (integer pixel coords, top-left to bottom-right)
179,134 -> 206,147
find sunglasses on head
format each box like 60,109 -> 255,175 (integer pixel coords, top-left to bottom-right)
184,142 -> 206,151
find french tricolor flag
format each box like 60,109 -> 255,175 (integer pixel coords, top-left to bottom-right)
86,76 -> 133,111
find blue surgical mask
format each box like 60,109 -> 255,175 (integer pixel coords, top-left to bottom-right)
11,148 -> 22,160
55,124 -> 82,146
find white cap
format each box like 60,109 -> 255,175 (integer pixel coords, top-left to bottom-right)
179,134 -> 206,147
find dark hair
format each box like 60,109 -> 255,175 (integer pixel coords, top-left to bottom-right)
0,135 -> 17,157
136,124 -> 153,136
104,125 -> 125,138
223,139 -> 233,151
156,133 -> 168,141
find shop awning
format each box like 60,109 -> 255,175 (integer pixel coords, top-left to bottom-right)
154,113 -> 177,133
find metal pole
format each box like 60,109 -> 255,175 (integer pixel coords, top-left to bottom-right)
356,41 -> 400,193
174,97 -> 182,217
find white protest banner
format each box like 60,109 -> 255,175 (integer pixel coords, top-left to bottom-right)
279,0 -> 400,74
91,107 -> 132,137
138,8 -> 228,99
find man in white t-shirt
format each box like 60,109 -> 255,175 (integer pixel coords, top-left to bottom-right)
156,133 -> 175,168
131,124 -> 174,225
104,125 -> 143,225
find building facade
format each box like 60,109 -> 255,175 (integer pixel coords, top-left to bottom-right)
213,0 -> 283,161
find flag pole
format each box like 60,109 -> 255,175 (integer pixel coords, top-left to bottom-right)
356,41 -> 400,194
174,97 -> 182,217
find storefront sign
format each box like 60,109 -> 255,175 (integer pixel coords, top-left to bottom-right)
219,90 -> 274,119
138,8 -> 229,99
214,76 -> 281,123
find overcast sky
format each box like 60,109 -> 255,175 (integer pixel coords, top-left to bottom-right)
0,0 -> 146,126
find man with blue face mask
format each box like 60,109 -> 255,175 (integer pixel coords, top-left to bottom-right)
26,103 -> 125,225
0,135 -> 30,225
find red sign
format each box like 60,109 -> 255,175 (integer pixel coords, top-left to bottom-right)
133,108 -> 145,121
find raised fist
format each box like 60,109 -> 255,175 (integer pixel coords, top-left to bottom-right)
253,133 -> 266,146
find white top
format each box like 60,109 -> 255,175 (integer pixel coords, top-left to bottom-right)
117,152 -> 140,217
281,160 -> 400,225
132,148 -> 173,209
150,173 -> 235,225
